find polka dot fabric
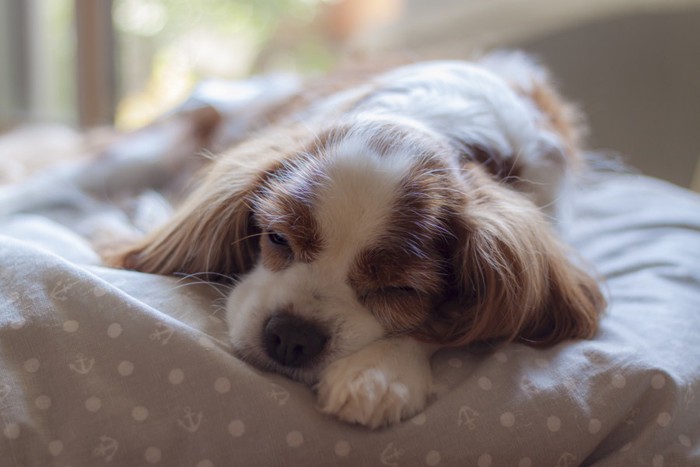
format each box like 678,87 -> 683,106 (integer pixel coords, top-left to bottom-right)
1,174 -> 699,465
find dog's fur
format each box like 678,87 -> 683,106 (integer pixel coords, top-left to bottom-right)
110,52 -> 606,428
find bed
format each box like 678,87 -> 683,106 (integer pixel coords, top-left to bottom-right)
1,103 -> 699,466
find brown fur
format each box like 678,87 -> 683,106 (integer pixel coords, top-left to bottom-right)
349,243 -> 445,334
254,169 -> 324,266
107,124 -> 320,278
412,164 -> 604,346
528,82 -> 583,163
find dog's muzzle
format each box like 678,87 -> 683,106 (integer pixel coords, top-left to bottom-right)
262,313 -> 328,367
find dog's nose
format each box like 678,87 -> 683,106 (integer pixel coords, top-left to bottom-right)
263,314 -> 328,367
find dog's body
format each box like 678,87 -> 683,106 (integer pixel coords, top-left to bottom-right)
112,52 -> 605,428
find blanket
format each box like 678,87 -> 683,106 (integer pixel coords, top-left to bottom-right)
1,150 -> 699,465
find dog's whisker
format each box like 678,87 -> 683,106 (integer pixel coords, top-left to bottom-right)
169,272 -> 233,300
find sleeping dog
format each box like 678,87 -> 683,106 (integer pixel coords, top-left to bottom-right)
110,52 -> 606,428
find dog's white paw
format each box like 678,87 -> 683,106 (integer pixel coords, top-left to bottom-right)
316,338 -> 433,429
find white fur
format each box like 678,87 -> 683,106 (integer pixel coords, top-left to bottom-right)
317,337 -> 435,429
367,61 -> 551,165
368,60 -> 571,221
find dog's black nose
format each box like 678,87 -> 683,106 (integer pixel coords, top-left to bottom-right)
263,314 -> 328,367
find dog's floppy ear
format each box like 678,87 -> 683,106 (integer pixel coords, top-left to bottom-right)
105,137 -> 288,279
415,168 -> 605,347
413,54 -> 604,346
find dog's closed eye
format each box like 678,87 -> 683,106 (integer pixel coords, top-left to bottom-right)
361,285 -> 433,334
260,229 -> 294,270
266,230 -> 290,248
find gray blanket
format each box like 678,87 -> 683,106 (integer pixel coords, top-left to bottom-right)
1,169 -> 699,466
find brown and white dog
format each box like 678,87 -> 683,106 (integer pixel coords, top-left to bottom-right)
112,52 -> 605,428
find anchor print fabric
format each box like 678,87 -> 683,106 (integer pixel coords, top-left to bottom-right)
1,172 -> 700,466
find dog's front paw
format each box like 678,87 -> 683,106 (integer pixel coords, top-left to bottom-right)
316,338 -> 433,429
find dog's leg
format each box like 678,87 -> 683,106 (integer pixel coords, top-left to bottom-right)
316,337 -> 436,429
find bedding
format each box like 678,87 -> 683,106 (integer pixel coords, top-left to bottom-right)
1,143 -> 699,464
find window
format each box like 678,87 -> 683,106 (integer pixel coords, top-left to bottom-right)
0,0 -> 77,127
0,0 -> 355,130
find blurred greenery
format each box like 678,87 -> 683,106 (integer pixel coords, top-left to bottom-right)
113,0 -> 336,129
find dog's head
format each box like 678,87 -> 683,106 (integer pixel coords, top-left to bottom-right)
113,53 -> 605,384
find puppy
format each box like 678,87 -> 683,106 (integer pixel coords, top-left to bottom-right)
111,52 -> 606,428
